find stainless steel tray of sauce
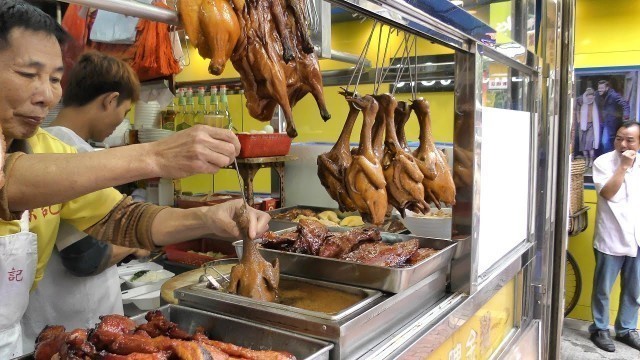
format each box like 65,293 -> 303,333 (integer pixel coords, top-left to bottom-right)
233,229 -> 457,293
185,274 -> 382,321
15,304 -> 333,360
268,205 -> 407,233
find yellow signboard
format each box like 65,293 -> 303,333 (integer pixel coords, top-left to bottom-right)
401,280 -> 516,360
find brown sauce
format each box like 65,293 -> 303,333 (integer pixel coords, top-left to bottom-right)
277,279 -> 365,314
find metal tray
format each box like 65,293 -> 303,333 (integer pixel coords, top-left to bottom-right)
268,205 -> 407,233
15,305 -> 332,360
187,274 -> 382,321
130,305 -> 333,359
234,230 -> 457,293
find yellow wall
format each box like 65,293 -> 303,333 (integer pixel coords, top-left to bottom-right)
174,19 -> 455,195
574,0 -> 640,68
566,1 -> 640,321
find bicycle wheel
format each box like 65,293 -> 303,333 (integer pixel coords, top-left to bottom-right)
564,251 -> 582,317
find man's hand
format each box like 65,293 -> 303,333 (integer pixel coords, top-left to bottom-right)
620,149 -> 636,170
204,199 -> 271,240
145,125 -> 241,179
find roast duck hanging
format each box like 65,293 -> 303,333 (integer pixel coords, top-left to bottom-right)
178,0 -> 330,138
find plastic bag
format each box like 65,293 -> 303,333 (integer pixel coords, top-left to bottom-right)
89,10 -> 139,44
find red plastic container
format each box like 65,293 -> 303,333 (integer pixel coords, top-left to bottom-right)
164,238 -> 236,267
237,133 -> 292,158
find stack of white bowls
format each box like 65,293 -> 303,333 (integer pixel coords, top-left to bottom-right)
138,128 -> 174,143
133,100 -> 162,129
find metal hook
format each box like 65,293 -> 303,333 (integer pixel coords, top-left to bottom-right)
347,21 -> 377,95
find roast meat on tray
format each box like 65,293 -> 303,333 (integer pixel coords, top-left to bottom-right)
34,310 -> 295,360
257,219 -> 437,268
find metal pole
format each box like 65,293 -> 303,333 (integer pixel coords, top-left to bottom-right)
548,0 -> 576,358
58,0 -> 180,26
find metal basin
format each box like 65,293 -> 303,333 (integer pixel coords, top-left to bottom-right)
187,274 -> 382,321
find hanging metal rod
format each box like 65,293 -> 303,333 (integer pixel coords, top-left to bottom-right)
58,0 -> 180,26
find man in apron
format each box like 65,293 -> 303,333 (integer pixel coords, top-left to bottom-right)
20,52 -> 150,352
0,3 -> 269,357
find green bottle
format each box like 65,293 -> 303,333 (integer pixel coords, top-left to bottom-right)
177,88 -> 195,131
193,86 -> 206,125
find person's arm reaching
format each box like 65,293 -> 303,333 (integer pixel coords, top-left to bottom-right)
5,126 -> 240,212
83,198 -> 270,250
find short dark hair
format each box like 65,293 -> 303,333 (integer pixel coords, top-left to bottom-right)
0,0 -> 68,51
63,51 -> 140,107
617,120 -> 640,134
598,80 -> 610,87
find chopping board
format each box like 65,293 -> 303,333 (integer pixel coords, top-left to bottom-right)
160,263 -> 236,304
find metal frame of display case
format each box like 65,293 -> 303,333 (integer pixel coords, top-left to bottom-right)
57,0 -> 573,358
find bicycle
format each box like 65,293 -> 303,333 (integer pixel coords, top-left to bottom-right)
564,206 -> 589,317
564,250 -> 582,317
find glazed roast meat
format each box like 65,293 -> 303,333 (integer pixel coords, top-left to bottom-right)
345,95 -> 388,225
394,100 -> 412,153
179,0 -> 330,138
230,0 -> 330,138
178,0 -> 241,75
256,222 -> 437,267
258,230 -> 300,250
318,227 -> 381,258
411,98 -> 456,209
374,93 -> 428,217
35,312 -> 295,360
341,239 -> 419,267
293,219 -> 329,255
317,92 -> 360,212
406,247 -> 439,265
228,204 -> 280,302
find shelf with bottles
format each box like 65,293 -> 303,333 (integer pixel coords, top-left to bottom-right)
161,85 -> 238,132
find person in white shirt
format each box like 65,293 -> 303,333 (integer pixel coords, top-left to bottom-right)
589,121 -> 640,353
21,51 -> 153,352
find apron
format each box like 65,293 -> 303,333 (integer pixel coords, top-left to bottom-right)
20,251 -> 123,354
0,211 -> 37,359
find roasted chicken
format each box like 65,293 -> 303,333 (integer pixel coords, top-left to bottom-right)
344,95 -> 388,225
178,0 -> 241,76
411,98 -> 456,208
317,92 -> 360,212
228,204 -> 280,302
375,93 -> 428,217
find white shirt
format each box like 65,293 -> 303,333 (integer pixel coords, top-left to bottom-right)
44,126 -> 95,153
592,150 -> 640,257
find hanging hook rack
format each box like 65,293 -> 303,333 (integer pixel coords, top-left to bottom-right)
346,20 -> 378,99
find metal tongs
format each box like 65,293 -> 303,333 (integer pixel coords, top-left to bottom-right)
199,262 -> 231,290
227,113 -> 248,206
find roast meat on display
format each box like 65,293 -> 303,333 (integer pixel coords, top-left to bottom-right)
317,93 -> 456,225
258,219 -> 438,267
34,311 -> 295,360
178,0 -> 330,138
